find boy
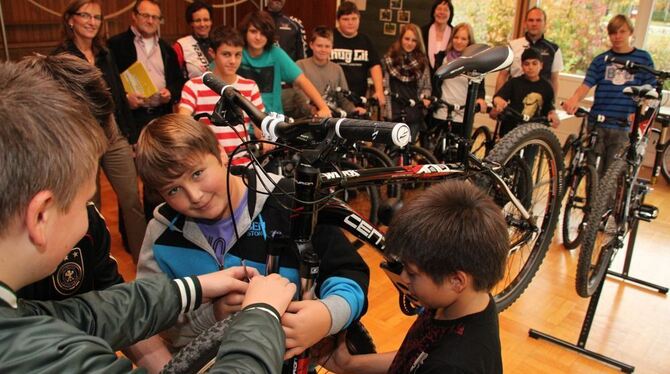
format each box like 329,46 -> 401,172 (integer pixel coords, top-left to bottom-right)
493,47 -> 560,137
179,25 -> 265,166
0,60 -> 295,372
296,26 -> 366,116
330,1 -> 385,107
563,14 -> 656,176
319,180 -> 508,373
134,114 -> 369,367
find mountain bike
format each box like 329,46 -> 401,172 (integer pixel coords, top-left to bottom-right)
575,57 -> 669,297
561,108 -> 628,249
162,46 -> 563,372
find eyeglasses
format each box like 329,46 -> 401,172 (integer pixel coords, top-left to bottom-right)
135,12 -> 163,22
75,12 -> 102,22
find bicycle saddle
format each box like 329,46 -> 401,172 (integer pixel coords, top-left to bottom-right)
434,45 -> 513,81
623,84 -> 658,99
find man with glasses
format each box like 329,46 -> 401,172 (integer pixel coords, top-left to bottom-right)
495,7 -> 563,97
108,0 -> 183,131
173,1 -> 214,79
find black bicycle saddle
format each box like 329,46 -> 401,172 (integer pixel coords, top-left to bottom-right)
434,44 -> 513,81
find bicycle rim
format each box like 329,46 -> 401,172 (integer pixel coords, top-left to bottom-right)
482,124 -> 562,311
562,164 -> 597,249
576,159 -> 627,297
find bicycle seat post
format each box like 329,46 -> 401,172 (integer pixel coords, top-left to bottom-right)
461,75 -> 484,149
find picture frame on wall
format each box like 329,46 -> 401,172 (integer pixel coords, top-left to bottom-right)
383,22 -> 397,36
389,0 -> 402,10
397,10 -> 410,23
351,0 -> 367,11
380,8 -> 392,22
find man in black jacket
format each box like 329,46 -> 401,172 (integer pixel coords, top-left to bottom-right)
107,0 -> 184,131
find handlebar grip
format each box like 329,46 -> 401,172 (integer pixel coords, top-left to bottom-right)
324,118 -> 411,147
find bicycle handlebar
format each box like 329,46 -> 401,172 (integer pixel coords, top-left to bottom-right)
384,90 -> 417,107
569,104 -> 628,127
202,72 -> 410,147
604,55 -> 670,80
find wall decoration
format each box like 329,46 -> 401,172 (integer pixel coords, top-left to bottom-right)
383,22 -> 397,36
352,0 -> 367,11
389,0 -> 402,10
379,8 -> 392,22
397,10 -> 410,23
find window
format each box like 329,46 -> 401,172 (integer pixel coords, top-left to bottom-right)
539,0 -> 638,75
646,0 -> 670,87
452,0 -> 516,46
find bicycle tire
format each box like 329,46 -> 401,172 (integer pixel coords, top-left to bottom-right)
576,159 -> 627,298
471,126 -> 492,159
562,134 -> 578,195
662,142 -> 670,184
333,160 -> 381,225
482,123 -> 563,311
562,164 -> 597,249
161,316 -> 235,374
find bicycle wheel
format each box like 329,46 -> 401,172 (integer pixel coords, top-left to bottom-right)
471,125 -> 492,159
561,164 -> 597,249
561,134 -> 578,194
576,159 -> 627,298
662,142 -> 670,184
332,160 -> 381,225
481,123 -> 563,311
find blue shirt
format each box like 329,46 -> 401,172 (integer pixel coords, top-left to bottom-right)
584,48 -> 656,129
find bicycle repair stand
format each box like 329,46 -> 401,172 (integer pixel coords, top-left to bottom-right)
529,181 -> 668,373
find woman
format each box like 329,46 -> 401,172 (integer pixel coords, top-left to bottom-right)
173,0 -> 214,79
56,0 -> 146,262
237,10 -> 331,117
432,23 -> 487,136
382,23 -> 431,140
421,0 -> 454,73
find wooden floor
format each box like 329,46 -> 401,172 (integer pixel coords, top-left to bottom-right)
102,172 -> 670,373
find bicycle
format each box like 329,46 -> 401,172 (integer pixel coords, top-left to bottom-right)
649,112 -> 670,185
560,108 -> 629,249
575,56 -> 669,298
163,46 -> 564,371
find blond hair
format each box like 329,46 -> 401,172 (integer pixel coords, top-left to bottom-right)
607,14 -> 634,35
0,61 -> 107,236
136,114 -> 221,190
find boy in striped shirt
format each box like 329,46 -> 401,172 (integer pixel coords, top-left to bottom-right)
179,25 -> 265,165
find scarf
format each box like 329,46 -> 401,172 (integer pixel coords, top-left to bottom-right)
384,53 -> 422,83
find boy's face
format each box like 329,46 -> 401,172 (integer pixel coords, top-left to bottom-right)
400,262 -> 458,310
246,24 -> 268,55
338,13 -> 360,37
521,58 -> 542,80
210,44 -> 243,78
160,152 -> 230,221
44,174 -> 96,273
609,25 -> 632,51
310,36 -> 333,64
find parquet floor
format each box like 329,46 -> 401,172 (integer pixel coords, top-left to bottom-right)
102,171 -> 670,373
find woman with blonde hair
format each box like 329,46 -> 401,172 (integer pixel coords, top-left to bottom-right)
55,0 -> 146,262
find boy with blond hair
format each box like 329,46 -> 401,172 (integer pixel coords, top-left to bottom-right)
134,113 -> 369,370
0,60 -> 296,373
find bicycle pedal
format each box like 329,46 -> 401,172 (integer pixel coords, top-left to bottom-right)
633,204 -> 658,221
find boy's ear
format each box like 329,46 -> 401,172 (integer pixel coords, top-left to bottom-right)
448,271 -> 468,293
24,190 -> 56,251
208,47 -> 216,60
218,145 -> 229,167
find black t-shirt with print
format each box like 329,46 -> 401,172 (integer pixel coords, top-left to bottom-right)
495,75 -> 555,136
331,30 -> 381,98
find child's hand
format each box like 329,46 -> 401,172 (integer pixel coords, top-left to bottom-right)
549,111 -> 560,128
213,290 -> 246,320
197,266 -> 258,302
242,273 -> 296,315
493,96 -> 508,112
562,97 -> 579,115
313,332 -> 352,373
281,299 -> 331,359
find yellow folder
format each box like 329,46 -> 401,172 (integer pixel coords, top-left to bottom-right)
120,61 -> 158,98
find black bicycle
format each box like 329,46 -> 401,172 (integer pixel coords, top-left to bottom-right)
575,57 -> 669,297
560,108 -> 629,249
162,46 -> 563,372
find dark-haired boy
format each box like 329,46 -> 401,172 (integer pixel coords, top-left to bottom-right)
493,47 -> 559,137
319,180 -> 507,373
179,25 -> 265,166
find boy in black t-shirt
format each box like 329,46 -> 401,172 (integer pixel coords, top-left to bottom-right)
330,1 -> 385,106
493,47 -> 560,137
318,180 -> 508,373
